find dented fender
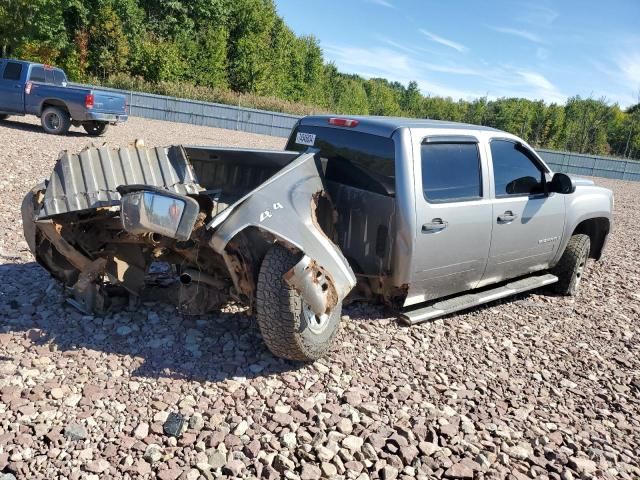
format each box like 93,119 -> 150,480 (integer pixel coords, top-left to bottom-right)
207,152 -> 356,313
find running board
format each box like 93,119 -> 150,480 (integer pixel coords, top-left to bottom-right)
399,273 -> 558,325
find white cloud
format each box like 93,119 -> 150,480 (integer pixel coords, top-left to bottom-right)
490,26 -> 545,44
322,44 -> 482,99
517,71 -> 554,90
517,4 -> 559,26
536,47 -> 549,61
322,42 -> 567,104
616,52 -> 640,93
584,53 -> 640,107
365,0 -> 394,8
515,70 -> 565,103
376,37 -> 481,75
419,29 -> 467,53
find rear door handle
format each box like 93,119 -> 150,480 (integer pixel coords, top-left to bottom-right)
497,211 -> 518,223
422,218 -> 448,233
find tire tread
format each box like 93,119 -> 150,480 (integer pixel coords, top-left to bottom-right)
551,234 -> 590,296
41,106 -> 71,135
256,245 -> 340,361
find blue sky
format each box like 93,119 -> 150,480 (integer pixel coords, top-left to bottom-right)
274,0 -> 640,107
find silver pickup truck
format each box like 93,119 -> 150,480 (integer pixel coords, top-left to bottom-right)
22,116 -> 613,361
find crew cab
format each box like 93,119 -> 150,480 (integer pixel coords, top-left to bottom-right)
0,59 -> 128,136
22,116 -> 613,361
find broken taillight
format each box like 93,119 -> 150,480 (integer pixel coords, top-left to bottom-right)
85,93 -> 94,109
328,117 -> 359,127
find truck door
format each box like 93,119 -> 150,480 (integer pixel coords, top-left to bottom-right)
479,139 -> 565,286
0,61 -> 25,113
406,135 -> 493,306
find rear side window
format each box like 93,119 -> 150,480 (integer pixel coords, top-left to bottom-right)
421,142 -> 482,203
490,140 -> 544,197
45,68 -> 55,84
53,69 -> 67,85
29,66 -> 46,82
2,62 -> 22,80
285,125 -> 396,196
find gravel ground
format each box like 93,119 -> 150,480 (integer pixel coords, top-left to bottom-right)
1,115 -> 639,480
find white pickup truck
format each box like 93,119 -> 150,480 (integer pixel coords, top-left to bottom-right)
22,116 -> 614,361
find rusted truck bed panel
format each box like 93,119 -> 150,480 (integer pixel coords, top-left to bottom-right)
38,145 -> 201,218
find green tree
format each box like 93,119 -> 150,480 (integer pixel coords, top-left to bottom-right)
564,96 -> 613,154
401,81 -> 422,117
335,78 -> 369,115
226,0 -> 276,93
88,4 -> 129,77
0,0 -> 67,59
365,79 -> 401,116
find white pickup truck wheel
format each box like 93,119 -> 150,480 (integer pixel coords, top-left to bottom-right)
551,234 -> 591,296
256,244 -> 342,361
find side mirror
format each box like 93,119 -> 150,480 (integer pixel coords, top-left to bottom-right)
120,189 -> 200,241
549,172 -> 576,194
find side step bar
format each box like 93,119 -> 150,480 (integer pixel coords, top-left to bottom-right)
399,273 -> 558,325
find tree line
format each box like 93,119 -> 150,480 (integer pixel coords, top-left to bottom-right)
1,0 -> 639,159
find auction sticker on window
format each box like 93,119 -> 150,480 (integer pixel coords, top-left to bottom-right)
295,132 -> 316,146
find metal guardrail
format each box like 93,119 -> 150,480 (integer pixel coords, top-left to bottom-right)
537,149 -> 640,182
90,85 -> 640,182
90,85 -> 300,138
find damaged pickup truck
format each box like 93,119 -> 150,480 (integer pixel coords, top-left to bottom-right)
22,116 -> 614,361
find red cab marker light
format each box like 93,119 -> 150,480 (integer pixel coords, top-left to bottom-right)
328,117 -> 359,127
85,93 -> 94,109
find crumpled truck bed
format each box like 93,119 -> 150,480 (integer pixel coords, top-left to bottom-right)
36,144 -> 201,218
22,143 -> 356,319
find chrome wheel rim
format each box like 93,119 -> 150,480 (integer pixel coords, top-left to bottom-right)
575,248 -> 589,287
303,304 -> 330,334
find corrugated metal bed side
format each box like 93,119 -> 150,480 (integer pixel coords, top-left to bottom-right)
37,145 -> 202,218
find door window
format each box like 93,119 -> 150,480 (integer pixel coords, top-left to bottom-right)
2,62 -> 22,80
491,140 -> 544,197
421,142 -> 482,203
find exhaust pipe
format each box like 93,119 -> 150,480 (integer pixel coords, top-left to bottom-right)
179,268 -> 224,289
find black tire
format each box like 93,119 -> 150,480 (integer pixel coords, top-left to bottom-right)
41,106 -> 71,135
0,114 -> 8,121
256,244 -> 342,361
551,234 -> 590,296
83,121 -> 109,136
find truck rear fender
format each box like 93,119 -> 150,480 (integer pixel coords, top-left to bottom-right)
208,152 -> 356,316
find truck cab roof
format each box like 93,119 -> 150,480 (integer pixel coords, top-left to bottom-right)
0,58 -> 67,83
299,115 -> 500,138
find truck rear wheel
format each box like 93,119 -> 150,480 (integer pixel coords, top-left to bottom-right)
41,107 -> 71,135
256,244 -> 342,361
83,121 -> 109,136
551,234 -> 590,296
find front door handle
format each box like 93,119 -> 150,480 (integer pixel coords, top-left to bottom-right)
497,210 -> 518,223
422,218 -> 448,233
